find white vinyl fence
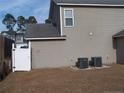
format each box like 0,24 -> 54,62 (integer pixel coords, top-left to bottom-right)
12,42 -> 31,72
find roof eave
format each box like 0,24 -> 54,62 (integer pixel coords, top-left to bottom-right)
57,3 -> 124,7
25,36 -> 66,41
113,35 -> 124,38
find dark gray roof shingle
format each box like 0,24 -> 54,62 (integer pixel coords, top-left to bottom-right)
26,24 -> 61,38
1,31 -> 16,35
113,30 -> 124,38
54,0 -> 124,5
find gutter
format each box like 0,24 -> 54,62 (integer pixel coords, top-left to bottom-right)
57,3 -> 124,7
25,36 -> 66,41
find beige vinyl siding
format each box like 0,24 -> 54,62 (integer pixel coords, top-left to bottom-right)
62,7 -> 124,64
31,7 -> 124,68
31,41 -> 72,68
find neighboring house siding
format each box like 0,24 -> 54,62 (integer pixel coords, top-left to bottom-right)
116,38 -> 124,64
31,7 -> 124,68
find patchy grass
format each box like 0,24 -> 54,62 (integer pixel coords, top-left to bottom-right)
0,64 -> 124,93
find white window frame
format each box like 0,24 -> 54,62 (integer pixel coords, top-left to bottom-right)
64,8 -> 74,27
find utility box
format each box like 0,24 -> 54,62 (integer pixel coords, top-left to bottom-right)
76,58 -> 89,69
91,57 -> 102,67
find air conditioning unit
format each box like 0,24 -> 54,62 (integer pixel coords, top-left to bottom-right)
91,57 -> 102,67
76,58 -> 89,69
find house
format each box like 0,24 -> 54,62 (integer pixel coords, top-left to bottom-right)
113,30 -> 124,64
1,31 -> 27,49
26,0 -> 124,69
1,31 -> 16,41
1,31 -> 25,43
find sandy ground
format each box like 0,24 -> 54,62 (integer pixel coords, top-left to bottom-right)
0,64 -> 124,93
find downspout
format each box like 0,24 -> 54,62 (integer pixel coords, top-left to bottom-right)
60,6 -> 63,36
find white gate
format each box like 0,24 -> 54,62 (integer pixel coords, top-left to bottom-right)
12,42 -> 31,72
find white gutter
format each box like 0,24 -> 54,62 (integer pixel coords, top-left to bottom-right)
57,3 -> 124,7
25,37 -> 66,40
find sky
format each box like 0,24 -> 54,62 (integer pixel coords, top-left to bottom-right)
0,0 -> 50,31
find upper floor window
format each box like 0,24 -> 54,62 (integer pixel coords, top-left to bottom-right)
64,9 -> 74,27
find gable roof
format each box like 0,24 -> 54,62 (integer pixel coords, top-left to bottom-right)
113,30 -> 124,38
26,24 -> 66,40
54,0 -> 124,6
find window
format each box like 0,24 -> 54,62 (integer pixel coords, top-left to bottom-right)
16,35 -> 24,43
64,9 -> 74,27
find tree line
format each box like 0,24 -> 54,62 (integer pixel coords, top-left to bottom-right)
2,13 -> 38,31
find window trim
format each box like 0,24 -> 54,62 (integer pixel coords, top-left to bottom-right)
64,8 -> 74,27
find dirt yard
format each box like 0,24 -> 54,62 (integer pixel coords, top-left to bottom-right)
0,64 -> 124,93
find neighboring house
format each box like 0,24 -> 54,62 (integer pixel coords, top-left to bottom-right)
1,31 -> 26,46
1,31 -> 16,41
26,0 -> 124,69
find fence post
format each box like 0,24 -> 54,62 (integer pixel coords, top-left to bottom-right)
12,43 -> 15,72
29,41 -> 31,70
